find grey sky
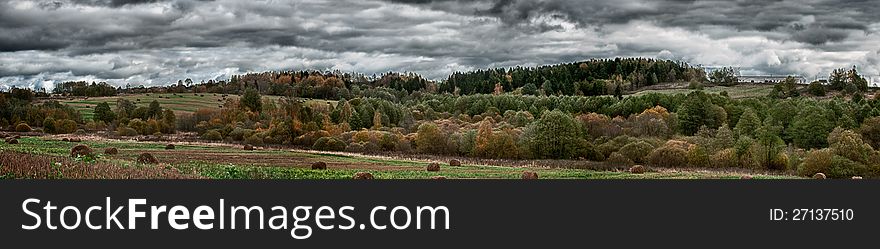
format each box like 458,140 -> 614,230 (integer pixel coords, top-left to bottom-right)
1,0 -> 879,90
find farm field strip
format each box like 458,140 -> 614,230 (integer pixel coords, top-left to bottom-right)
0,136 -> 797,179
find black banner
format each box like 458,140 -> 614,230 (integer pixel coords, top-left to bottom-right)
0,180 -> 876,248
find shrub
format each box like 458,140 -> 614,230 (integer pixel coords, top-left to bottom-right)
313,137 -> 346,151
798,149 -> 834,177
618,141 -> 654,163
647,146 -> 688,168
828,155 -> 868,179
55,119 -> 78,134
605,152 -> 634,166
201,130 -> 223,140
228,127 -> 255,141
115,127 -> 139,137
808,81 -> 826,96
43,117 -> 57,133
245,134 -> 264,145
345,142 -> 366,153
15,123 -> 31,132
710,148 -> 738,168
687,145 -> 710,168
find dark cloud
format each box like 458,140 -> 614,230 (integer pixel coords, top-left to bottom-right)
0,0 -> 878,89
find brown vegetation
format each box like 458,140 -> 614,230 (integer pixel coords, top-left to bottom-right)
0,151 -> 199,179
353,172 -> 374,179
521,171 -> 538,179
311,161 -> 327,170
426,162 -> 440,172
137,153 -> 159,164
70,144 -> 93,157
104,147 -> 119,155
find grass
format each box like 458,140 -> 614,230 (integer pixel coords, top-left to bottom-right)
54,93 -> 335,120
629,84 -> 774,99
0,136 -> 797,180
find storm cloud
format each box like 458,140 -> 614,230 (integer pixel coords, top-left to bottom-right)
1,0 -> 879,90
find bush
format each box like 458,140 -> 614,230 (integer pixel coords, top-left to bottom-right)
618,141 -> 654,163
313,137 -> 346,151
647,146 -> 688,168
55,119 -> 78,134
245,134 -> 264,145
828,155 -> 868,179
345,142 -> 366,153
687,145 -> 710,168
15,123 -> 31,132
43,117 -> 57,133
605,152 -> 634,166
798,149 -> 833,177
710,148 -> 738,168
808,81 -> 826,96
228,127 -> 255,141
115,127 -> 139,136
201,130 -> 223,140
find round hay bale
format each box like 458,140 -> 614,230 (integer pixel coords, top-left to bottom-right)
311,161 -> 327,170
629,165 -> 646,174
137,153 -> 159,164
813,173 -> 826,179
165,144 -> 176,150
243,144 -> 254,151
62,138 -> 69,142
426,162 -> 441,172
430,176 -> 447,180
104,147 -> 119,155
449,159 -> 461,166
740,175 -> 753,179
70,144 -> 93,157
521,171 -> 538,179
5,138 -> 18,144
353,172 -> 374,179
852,176 -> 863,180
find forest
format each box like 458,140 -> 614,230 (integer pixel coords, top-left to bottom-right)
5,58 -> 880,179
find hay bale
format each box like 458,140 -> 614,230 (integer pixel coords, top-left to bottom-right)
104,147 -> 119,155
852,176 -> 863,180
311,161 -> 327,170
430,176 -> 447,180
5,138 -> 18,144
137,153 -> 159,164
243,144 -> 254,151
740,175 -> 753,179
165,144 -> 175,150
449,159 -> 461,166
426,162 -> 441,172
353,172 -> 373,179
521,171 -> 538,179
629,165 -> 646,174
813,173 -> 826,179
70,144 -> 93,157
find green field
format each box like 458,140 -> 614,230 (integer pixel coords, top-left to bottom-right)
629,84 -> 774,99
0,136 -> 796,179
56,93 -> 335,120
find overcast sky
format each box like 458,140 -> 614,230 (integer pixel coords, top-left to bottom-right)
2,0 -> 879,90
